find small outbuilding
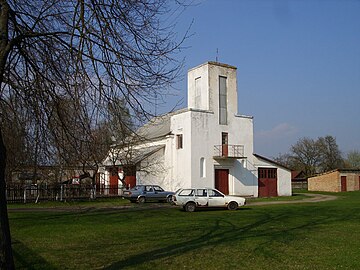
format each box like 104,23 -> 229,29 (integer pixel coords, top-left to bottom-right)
291,170 -> 308,190
308,169 -> 360,192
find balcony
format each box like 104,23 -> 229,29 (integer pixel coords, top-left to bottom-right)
213,145 -> 245,159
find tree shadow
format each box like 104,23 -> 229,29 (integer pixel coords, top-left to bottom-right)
12,239 -> 57,270
104,206 -> 347,269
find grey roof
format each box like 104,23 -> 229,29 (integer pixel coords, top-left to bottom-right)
104,145 -> 165,166
253,153 -> 291,171
136,108 -> 187,140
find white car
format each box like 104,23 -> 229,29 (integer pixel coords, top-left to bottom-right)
172,188 -> 246,212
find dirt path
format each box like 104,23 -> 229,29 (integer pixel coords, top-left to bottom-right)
246,193 -> 338,206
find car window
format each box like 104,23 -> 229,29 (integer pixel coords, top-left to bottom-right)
208,189 -> 223,197
146,186 -> 154,192
153,186 -> 164,192
195,189 -> 207,197
132,185 -> 142,190
179,189 -> 194,196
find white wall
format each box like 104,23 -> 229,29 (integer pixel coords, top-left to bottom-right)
184,62 -> 258,196
102,61 -> 291,197
169,111 -> 193,190
253,156 -> 292,196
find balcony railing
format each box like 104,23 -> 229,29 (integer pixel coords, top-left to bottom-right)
213,144 -> 245,158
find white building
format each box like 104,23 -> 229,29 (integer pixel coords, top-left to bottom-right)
102,62 -> 291,197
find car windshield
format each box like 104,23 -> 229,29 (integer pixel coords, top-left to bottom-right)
131,185 -> 143,191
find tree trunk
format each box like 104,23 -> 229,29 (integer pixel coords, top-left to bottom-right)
0,128 -> 15,269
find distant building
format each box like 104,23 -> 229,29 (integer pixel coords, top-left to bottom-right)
102,62 -> 292,197
291,170 -> 308,189
308,169 -> 360,192
11,166 -> 95,186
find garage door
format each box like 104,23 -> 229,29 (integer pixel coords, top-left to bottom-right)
258,168 -> 278,197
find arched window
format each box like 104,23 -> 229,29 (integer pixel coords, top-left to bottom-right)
200,157 -> 206,178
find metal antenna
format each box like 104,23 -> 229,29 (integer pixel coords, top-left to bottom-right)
216,48 -> 219,62
155,92 -> 157,116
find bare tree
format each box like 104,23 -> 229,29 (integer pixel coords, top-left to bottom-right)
275,135 -> 344,177
273,153 -> 293,169
289,137 -> 322,177
0,0 -> 188,267
317,135 -> 344,172
345,150 -> 360,169
0,104 -> 31,182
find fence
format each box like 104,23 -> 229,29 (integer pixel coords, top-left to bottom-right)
213,144 -> 244,158
6,184 -> 124,203
292,181 -> 308,190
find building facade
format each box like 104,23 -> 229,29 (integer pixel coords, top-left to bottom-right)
102,62 -> 292,197
308,169 -> 360,192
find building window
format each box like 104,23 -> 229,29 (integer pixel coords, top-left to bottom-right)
176,134 -> 183,149
222,132 -> 228,145
219,76 -> 227,125
259,168 -> 277,179
200,157 -> 206,178
195,77 -> 201,109
221,132 -> 228,157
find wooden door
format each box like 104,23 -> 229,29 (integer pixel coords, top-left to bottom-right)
221,133 -> 228,157
258,168 -> 278,197
341,176 -> 347,192
125,176 -> 136,189
109,167 -> 119,195
215,169 -> 229,195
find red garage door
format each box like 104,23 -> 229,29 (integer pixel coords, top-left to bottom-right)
258,168 -> 278,197
215,169 -> 229,195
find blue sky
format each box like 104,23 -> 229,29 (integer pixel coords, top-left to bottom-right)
160,0 -> 360,158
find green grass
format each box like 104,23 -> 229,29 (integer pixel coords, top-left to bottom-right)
9,191 -> 360,269
246,192 -> 309,203
8,197 -> 130,209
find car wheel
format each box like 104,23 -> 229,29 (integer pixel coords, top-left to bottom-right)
138,196 -> 146,204
166,196 -> 172,203
227,201 -> 238,210
185,202 -> 196,212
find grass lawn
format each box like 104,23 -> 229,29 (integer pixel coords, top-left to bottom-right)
8,191 -> 360,269
246,192 -> 309,203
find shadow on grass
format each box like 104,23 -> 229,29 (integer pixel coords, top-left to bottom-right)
12,239 -> 57,270
104,202 -> 360,269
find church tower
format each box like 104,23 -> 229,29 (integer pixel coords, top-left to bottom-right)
187,62 -> 238,125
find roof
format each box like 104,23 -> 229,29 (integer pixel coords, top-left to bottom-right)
188,61 -> 237,72
309,168 -> 360,178
135,108 -> 187,140
291,170 -> 307,181
103,145 -> 165,167
291,170 -> 307,179
253,153 -> 291,171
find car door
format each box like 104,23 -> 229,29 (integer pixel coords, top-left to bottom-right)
144,185 -> 156,200
207,189 -> 226,207
194,189 -> 209,206
153,185 -> 166,200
